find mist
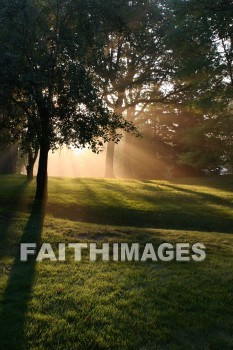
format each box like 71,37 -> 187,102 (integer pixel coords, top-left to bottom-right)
30,134 -> 196,179
32,145 -> 123,178
47,148 -> 107,178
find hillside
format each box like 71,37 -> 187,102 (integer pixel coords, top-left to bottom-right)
0,175 -> 233,349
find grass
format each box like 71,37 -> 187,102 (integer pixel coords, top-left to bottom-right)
0,174 -> 233,349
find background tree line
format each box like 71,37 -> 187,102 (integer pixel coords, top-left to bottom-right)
0,0 -> 233,198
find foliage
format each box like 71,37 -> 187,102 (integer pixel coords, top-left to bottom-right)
0,0 -> 137,149
1,0 -> 233,180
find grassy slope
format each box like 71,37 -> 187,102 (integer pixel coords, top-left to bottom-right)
0,175 -> 233,350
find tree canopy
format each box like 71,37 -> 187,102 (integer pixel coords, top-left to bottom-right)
0,0 -> 137,198
1,0 -> 233,187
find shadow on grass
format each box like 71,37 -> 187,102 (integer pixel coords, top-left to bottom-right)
167,175 -> 233,192
47,179 -> 233,234
159,183 -> 233,209
0,199 -> 45,350
0,179 -> 29,243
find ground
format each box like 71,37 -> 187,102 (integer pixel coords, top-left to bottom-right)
0,175 -> 233,350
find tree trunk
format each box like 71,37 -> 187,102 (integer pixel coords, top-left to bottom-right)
35,144 -> 49,201
27,162 -> 34,181
26,147 -> 39,182
104,96 -> 124,178
105,141 -> 115,178
122,106 -> 135,178
0,143 -> 18,174
123,132 -> 133,178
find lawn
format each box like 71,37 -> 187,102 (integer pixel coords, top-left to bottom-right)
0,175 -> 233,350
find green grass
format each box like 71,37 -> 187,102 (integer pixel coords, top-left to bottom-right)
0,174 -> 233,350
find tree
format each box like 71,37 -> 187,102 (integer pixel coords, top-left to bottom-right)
0,95 -> 41,179
0,101 -> 21,174
0,0 -> 136,199
157,0 -> 233,174
90,0 -> 173,177
98,0 -> 233,179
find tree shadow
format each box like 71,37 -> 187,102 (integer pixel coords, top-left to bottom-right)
159,183 -> 233,209
47,178 -> 233,233
0,199 -> 46,350
167,175 -> 233,192
0,179 -> 29,244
